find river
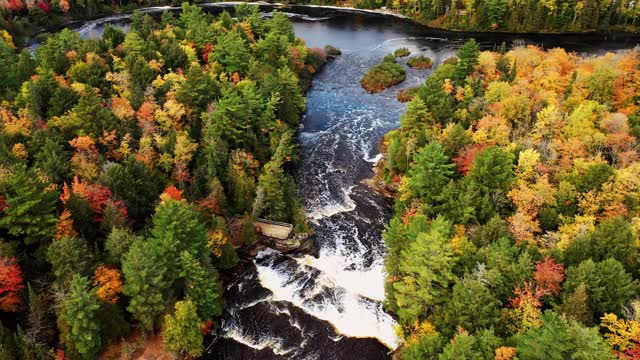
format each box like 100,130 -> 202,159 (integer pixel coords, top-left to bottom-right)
52,5 -> 640,359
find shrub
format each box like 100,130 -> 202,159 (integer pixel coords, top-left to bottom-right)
324,45 -> 341,57
383,53 -> 397,63
397,87 -> 419,102
361,58 -> 407,93
407,55 -> 433,69
394,47 -> 411,57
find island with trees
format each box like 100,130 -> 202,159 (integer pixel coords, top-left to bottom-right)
379,39 -> 640,359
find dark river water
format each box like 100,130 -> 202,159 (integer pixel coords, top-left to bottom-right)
52,4 -> 640,359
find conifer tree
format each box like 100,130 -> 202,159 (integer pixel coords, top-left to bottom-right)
454,39 -> 480,81
163,299 -> 203,358
60,274 -> 101,360
394,216 -> 454,325
122,240 -> 168,332
0,164 -> 57,245
407,143 -> 455,205
179,251 -> 224,320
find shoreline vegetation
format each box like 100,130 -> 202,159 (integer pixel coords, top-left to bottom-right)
360,54 -> 407,93
377,38 -> 640,359
0,3 -> 336,358
3,1 -> 640,49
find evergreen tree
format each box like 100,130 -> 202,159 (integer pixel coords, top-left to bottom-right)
122,239 -> 168,332
0,164 -> 58,245
149,199 -> 208,271
442,278 -> 501,332
517,311 -> 572,360
469,147 -> 514,194
408,143 -> 455,205
256,132 -> 295,221
60,274 -> 101,360
394,216 -> 454,325
211,29 -> 251,75
563,259 -> 638,321
163,299 -> 203,358
47,236 -> 93,284
179,251 -> 224,320
438,332 -> 483,360
100,158 -> 166,223
454,39 -> 480,81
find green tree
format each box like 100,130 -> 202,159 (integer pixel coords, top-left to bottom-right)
260,67 -> 306,127
122,240 -> 168,332
394,216 -> 454,324
438,332 -> 482,360
163,299 -> 203,358
60,274 -> 101,360
32,135 -> 70,185
211,29 -> 251,75
102,24 -> 125,48
100,158 -> 166,223
567,321 -> 615,360
104,227 -> 141,265
149,199 -> 209,271
442,278 -> 501,332
454,39 -> 480,81
517,311 -> 572,360
408,143 -> 455,204
179,251 -> 224,320
175,63 -> 219,113
256,132 -> 295,221
400,332 -> 444,360
0,164 -> 58,245
469,147 -> 514,194
47,236 -> 93,284
563,259 -> 638,321
0,37 -> 17,97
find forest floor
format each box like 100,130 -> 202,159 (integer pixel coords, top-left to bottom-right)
99,331 -> 171,360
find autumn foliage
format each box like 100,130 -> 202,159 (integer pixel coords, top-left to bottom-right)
93,265 -> 123,304
0,257 -> 24,312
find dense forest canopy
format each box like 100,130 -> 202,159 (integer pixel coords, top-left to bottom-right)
0,3 -> 331,358
353,0 -> 640,32
2,0 -> 639,46
380,40 -> 640,359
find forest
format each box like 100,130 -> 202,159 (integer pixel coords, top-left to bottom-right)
380,39 -> 640,359
2,0 -> 639,42
0,3 -> 329,358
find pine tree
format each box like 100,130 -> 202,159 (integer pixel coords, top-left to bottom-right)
163,299 -> 203,358
149,199 -> 209,274
454,39 -> 480,81
442,278 -> 501,332
179,251 -> 224,320
407,142 -> 455,205
122,240 -> 168,332
47,236 -> 93,284
256,132 -> 294,221
0,164 -> 58,245
517,311 -> 572,360
60,274 -> 101,360
394,216 -> 454,325
211,28 -> 251,75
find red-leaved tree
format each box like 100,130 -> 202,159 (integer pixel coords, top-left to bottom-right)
0,257 -> 25,312
534,256 -> 565,297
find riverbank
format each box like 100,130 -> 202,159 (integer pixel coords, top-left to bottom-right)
15,1 -> 640,51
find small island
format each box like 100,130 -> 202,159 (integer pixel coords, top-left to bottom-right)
407,55 -> 433,69
360,54 -> 407,93
393,47 -> 411,57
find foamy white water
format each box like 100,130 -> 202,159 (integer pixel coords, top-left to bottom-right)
255,250 -> 400,349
